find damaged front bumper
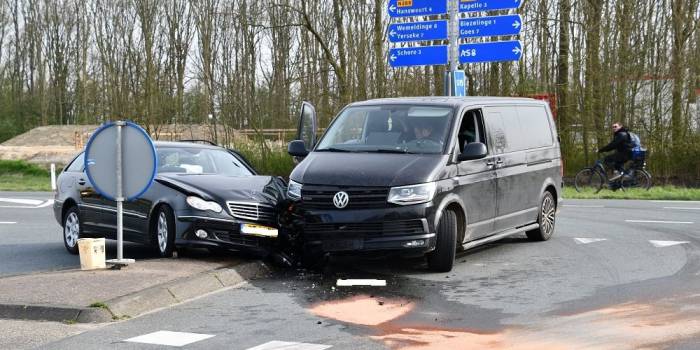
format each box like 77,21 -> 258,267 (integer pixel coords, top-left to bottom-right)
174,214 -> 283,255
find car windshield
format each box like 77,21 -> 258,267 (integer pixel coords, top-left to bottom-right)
156,147 -> 253,176
315,105 -> 453,154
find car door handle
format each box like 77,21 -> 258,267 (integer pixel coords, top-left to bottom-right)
486,160 -> 495,167
496,159 -> 504,164
78,179 -> 86,186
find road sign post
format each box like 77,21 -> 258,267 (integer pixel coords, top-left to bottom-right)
84,121 -> 157,267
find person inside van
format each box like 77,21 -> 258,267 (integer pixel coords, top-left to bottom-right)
598,121 -> 631,179
410,118 -> 444,144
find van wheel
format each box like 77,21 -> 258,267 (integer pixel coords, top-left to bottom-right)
152,206 -> 176,258
527,191 -> 556,241
63,206 -> 81,255
427,210 -> 457,272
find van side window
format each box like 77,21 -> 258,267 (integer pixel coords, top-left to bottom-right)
457,109 -> 487,153
517,105 -> 553,148
65,153 -> 85,173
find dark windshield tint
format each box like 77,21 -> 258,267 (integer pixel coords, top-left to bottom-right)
316,105 -> 452,154
156,147 -> 252,176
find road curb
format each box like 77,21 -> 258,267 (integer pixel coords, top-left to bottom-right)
0,261 -> 269,324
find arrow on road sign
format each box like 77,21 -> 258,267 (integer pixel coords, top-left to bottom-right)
459,15 -> 523,39
388,20 -> 448,43
459,41 -> 523,64
389,45 -> 448,68
388,0 -> 448,18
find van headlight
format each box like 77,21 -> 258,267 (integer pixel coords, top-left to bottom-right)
288,180 -> 302,200
387,182 -> 437,205
186,196 -> 222,213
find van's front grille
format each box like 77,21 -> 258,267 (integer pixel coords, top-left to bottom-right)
226,201 -> 275,222
301,185 -> 389,209
304,220 -> 425,240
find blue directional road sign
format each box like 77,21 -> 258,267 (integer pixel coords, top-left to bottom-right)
452,71 -> 467,96
389,45 -> 448,68
459,14 -> 522,38
388,0 -> 448,18
389,20 -> 448,43
458,41 -> 522,64
459,0 -> 522,13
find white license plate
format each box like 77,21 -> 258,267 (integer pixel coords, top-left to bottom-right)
240,223 -> 278,238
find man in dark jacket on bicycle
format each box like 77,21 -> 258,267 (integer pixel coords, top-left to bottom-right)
598,122 -> 631,179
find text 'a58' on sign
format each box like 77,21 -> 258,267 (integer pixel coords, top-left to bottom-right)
389,20 -> 448,43
459,41 -> 522,64
459,0 -> 522,13
388,0 -> 448,18
389,45 -> 448,68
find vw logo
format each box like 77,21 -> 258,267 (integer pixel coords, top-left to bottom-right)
333,191 -> 349,209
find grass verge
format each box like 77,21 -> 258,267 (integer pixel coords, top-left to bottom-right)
563,185 -> 700,201
0,160 -> 52,191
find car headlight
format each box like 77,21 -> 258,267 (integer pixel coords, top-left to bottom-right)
186,196 -> 222,213
387,182 -> 437,205
287,180 -> 302,200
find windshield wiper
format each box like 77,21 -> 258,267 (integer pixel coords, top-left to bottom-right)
316,147 -> 353,152
369,148 -> 415,154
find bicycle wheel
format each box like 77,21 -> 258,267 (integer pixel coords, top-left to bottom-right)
574,168 -> 605,194
621,169 -> 652,191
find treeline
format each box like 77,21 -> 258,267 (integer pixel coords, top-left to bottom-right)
0,0 -> 698,182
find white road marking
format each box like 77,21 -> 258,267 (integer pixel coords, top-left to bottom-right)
124,331 -> 215,347
625,220 -> 694,224
0,198 -> 44,206
337,279 -> 386,287
653,200 -> 700,204
0,222 -> 17,224
574,238 -> 608,244
564,205 -> 605,208
246,341 -> 333,350
649,240 -> 690,248
0,199 -> 53,209
664,207 -> 700,211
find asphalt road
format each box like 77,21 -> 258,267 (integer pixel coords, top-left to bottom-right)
2,192 -> 700,349
0,192 -> 164,277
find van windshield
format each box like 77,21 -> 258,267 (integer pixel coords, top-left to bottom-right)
315,105 -> 452,154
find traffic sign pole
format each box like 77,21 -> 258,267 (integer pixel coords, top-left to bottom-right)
108,121 -> 135,267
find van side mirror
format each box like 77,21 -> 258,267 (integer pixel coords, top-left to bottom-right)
288,140 -> 309,157
458,142 -> 487,161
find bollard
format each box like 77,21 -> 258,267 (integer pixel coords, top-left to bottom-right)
50,163 -> 57,191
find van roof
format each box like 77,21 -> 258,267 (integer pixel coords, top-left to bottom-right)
349,96 -> 546,108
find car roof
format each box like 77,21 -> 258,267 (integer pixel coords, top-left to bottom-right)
348,96 -> 546,109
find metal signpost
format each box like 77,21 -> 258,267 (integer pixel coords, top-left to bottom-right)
84,121 -> 157,267
387,0 -> 524,97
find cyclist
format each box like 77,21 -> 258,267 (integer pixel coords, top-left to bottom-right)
598,122 -> 632,180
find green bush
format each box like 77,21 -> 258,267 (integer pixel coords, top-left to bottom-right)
230,139 -> 295,178
0,160 -> 49,176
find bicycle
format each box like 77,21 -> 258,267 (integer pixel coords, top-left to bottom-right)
574,157 -> 652,194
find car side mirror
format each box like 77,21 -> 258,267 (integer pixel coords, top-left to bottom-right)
288,140 -> 309,157
458,142 -> 487,161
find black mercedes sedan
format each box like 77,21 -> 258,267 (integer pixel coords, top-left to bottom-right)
53,141 -> 290,258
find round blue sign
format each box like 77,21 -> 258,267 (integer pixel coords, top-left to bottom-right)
84,121 -> 157,201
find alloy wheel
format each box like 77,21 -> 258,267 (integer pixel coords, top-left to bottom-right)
64,212 -> 79,248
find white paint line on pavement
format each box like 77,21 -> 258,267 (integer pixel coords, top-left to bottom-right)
0,198 -> 44,206
625,220 -> 694,224
124,331 -> 215,347
337,279 -> 386,287
0,199 -> 53,209
564,205 -> 605,208
649,240 -> 690,248
246,340 -> 333,350
653,200 -> 700,204
664,207 -> 700,211
0,222 -> 17,224
574,238 -> 608,244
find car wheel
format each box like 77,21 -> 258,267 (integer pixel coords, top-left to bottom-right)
152,206 -> 176,258
527,191 -> 556,241
63,206 -> 81,255
427,209 -> 457,272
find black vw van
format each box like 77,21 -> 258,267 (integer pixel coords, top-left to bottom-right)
288,97 -> 562,272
